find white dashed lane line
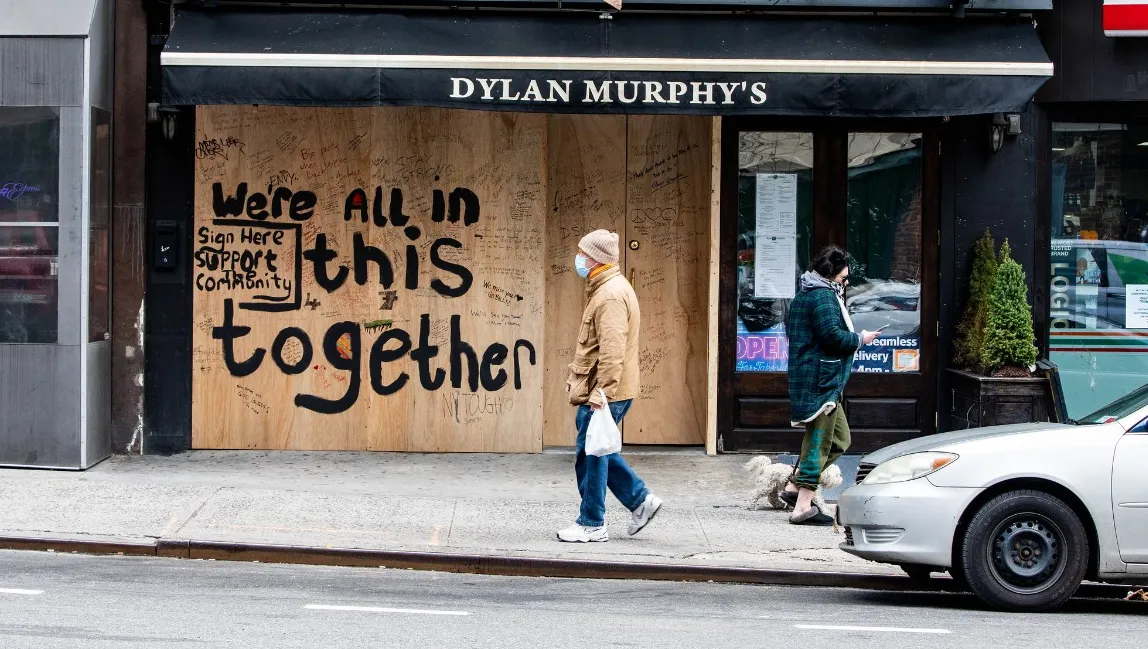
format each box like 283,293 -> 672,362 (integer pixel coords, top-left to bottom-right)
0,588 -> 43,596
304,604 -> 470,616
795,624 -> 951,634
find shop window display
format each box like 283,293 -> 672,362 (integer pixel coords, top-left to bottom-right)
733,131 -> 923,374
846,132 -> 923,373
734,132 -> 813,372
1050,123 -> 1148,418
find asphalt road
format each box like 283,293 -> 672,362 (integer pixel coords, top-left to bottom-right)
0,550 -> 1143,648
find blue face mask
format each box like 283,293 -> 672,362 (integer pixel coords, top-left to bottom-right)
575,254 -> 592,279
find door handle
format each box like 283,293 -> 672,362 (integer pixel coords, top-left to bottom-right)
629,267 -> 636,286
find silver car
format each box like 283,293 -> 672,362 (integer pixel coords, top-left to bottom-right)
838,383 -> 1148,611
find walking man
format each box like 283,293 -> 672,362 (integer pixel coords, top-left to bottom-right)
557,229 -> 662,543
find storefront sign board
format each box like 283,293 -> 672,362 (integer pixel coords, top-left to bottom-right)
163,10 -> 1054,119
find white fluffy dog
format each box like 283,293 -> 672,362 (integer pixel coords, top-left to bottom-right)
744,455 -> 844,513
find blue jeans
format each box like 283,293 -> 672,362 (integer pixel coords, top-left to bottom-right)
573,400 -> 649,527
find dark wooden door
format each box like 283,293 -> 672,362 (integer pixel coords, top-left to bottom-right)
717,119 -> 940,454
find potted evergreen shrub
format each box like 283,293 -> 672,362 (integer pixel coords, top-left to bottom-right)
948,233 -> 1055,429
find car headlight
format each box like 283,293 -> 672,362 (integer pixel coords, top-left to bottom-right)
861,452 -> 957,485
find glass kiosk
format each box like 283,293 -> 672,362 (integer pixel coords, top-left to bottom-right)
0,0 -> 113,468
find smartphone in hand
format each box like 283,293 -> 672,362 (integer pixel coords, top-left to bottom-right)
862,325 -> 888,346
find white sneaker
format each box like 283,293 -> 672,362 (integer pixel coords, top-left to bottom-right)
557,523 -> 608,543
628,494 -> 663,536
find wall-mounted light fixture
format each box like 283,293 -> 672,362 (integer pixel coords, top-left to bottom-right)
146,103 -> 182,141
990,113 -> 1023,154
162,114 -> 177,141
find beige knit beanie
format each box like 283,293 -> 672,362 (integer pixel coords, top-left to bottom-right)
578,229 -> 620,265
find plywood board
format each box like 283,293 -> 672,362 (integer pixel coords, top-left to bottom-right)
622,115 -> 710,445
542,115 -> 627,447
707,117 -> 722,456
192,106 -> 546,452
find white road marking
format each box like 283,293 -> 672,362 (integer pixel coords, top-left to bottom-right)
0,588 -> 43,595
305,604 -> 470,616
795,624 -> 951,634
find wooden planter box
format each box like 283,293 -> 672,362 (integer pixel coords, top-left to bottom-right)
947,368 -> 1055,430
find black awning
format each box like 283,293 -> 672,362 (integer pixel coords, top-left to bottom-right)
161,9 -> 1053,117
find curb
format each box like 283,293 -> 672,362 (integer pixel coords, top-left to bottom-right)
177,541 -> 924,591
0,535 -> 1132,598
0,536 -> 155,557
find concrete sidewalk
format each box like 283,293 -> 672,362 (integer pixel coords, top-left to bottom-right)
0,449 -> 902,580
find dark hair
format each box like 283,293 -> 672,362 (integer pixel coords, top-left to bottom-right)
811,245 -> 849,279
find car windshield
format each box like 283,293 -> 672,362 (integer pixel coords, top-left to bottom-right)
1078,382 -> 1148,424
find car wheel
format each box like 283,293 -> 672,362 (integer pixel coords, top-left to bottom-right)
961,490 -> 1089,612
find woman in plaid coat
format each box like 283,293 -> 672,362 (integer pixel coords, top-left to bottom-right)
781,246 -> 879,525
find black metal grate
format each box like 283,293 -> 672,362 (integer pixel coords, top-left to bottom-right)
855,462 -> 877,484
843,526 -> 854,546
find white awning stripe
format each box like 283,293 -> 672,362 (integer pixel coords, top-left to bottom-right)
161,52 -> 1054,77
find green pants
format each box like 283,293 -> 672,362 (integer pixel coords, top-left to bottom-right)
790,403 -> 851,491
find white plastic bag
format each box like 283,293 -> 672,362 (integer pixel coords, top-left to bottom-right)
585,389 -> 622,457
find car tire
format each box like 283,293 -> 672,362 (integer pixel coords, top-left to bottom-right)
961,489 -> 1089,612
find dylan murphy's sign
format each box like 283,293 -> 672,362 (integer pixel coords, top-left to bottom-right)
449,77 -> 771,108
161,9 -> 1054,119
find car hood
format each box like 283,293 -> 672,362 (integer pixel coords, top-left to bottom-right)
861,422 -> 1077,466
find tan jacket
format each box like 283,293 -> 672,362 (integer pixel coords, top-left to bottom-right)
566,266 -> 641,406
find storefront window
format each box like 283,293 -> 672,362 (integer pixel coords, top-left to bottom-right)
0,107 -> 60,344
846,132 -> 923,373
1049,122 -> 1148,418
0,226 -> 59,343
734,132 -> 813,372
0,107 -> 59,224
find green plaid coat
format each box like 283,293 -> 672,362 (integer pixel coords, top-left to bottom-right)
786,285 -> 861,423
